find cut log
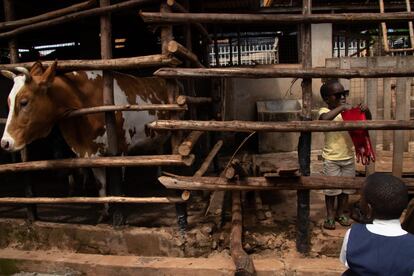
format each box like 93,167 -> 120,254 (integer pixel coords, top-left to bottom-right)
167,40 -> 205,68
177,131 -> 204,156
176,95 -> 212,106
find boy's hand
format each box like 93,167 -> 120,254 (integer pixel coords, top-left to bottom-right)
359,103 -> 369,112
341,103 -> 352,111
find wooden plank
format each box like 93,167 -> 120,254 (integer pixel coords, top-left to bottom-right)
383,78 -> 392,150
366,58 -> 377,175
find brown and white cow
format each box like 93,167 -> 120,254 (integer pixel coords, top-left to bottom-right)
0,61 -> 171,212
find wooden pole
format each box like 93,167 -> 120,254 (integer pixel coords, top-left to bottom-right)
178,131 -> 204,156
66,104 -> 186,117
0,155 -> 195,173
193,140 -> 223,177
0,196 -> 185,204
0,55 -> 181,71
154,67 -> 414,79
140,11 -> 414,25
176,95 -> 212,105
158,175 -> 414,191
0,0 -> 157,40
366,58 -> 377,175
383,78 -> 392,150
230,191 -> 255,275
0,0 -> 96,32
3,0 -> 18,63
148,119 -> 414,132
167,40 -> 205,68
165,0 -> 211,44
297,0 -> 312,254
393,58 -> 407,177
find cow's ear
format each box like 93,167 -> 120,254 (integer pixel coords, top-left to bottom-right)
30,61 -> 44,76
39,61 -> 57,90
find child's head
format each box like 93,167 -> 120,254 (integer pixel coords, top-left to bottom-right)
363,173 -> 408,220
320,79 -> 349,108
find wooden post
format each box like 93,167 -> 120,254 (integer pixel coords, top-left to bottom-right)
100,0 -> 123,226
230,191 -> 255,275
383,78 -> 392,150
297,0 -> 312,254
393,57 -> 407,177
4,0 -> 37,222
366,58 -> 377,175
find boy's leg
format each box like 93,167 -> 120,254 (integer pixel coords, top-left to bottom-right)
323,159 -> 341,230
336,158 -> 355,226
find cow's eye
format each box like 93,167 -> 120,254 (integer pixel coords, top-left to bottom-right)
20,99 -> 28,108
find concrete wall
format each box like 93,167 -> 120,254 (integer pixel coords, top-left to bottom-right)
225,24 -> 332,152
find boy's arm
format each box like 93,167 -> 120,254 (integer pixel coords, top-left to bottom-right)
359,103 -> 372,120
319,104 -> 352,120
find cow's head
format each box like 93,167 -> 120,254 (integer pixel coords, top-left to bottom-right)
1,61 -> 57,152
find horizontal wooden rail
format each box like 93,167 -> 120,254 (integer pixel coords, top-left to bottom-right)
148,120 -> 414,132
0,0 -> 158,39
140,11 -> 414,25
66,104 -> 186,117
176,95 -> 212,105
154,67 -> 414,79
0,196 -> 184,204
158,175 -> 414,191
0,0 -> 96,32
0,55 -> 180,71
0,155 -> 194,173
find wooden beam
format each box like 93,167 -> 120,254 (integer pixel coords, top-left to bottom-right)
0,196 -> 185,204
0,55 -> 181,71
193,140 -> 223,177
140,11 -> 414,25
154,67 -> 414,79
176,95 -> 212,106
148,119 -> 414,133
158,175 -> 414,191
0,155 -> 195,173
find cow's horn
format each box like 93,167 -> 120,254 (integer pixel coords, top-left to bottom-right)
15,67 -> 32,83
0,70 -> 16,80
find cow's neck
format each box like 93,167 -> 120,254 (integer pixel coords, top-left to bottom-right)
51,75 -> 106,157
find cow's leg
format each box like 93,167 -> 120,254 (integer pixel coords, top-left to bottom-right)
91,168 -> 109,223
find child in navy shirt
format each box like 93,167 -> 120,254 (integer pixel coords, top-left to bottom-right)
340,173 -> 414,275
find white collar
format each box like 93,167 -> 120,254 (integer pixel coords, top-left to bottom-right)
365,219 -> 407,237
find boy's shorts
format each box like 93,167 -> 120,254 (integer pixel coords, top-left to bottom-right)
323,158 -> 356,196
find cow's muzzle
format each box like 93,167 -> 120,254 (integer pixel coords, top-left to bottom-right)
1,137 -> 15,151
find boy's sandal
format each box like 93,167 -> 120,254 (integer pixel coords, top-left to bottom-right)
323,218 -> 336,230
336,215 -> 351,227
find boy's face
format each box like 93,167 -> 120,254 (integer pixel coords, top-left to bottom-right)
324,83 -> 349,109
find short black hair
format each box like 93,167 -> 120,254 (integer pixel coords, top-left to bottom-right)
363,173 -> 408,220
320,78 -> 342,100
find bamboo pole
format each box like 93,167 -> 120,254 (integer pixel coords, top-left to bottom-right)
178,131 -> 204,156
0,0 -> 157,40
0,55 -> 181,71
158,175 -> 414,191
0,0 -> 96,32
230,191 -> 255,275
154,67 -> 414,79
148,119 -> 414,132
176,95 -> 212,106
140,11 -> 414,25
167,40 -> 205,68
165,0 -> 211,43
0,155 -> 195,173
0,196 -> 185,204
